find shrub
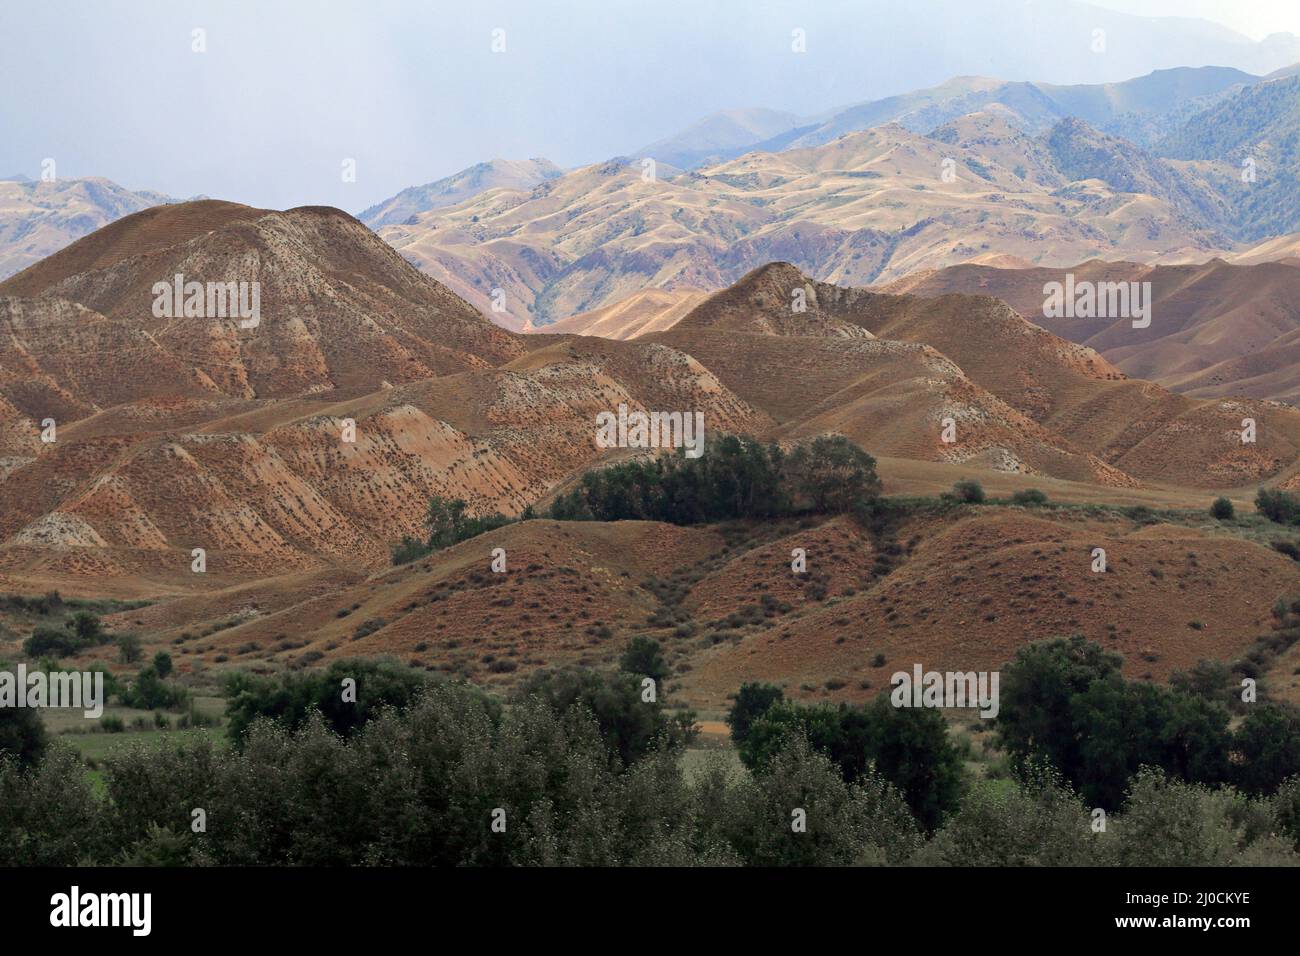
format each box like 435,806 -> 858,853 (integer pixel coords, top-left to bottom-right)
1256,488 -> 1300,525
516,667 -> 695,765
1010,488 -> 1048,506
618,636 -> 669,686
390,535 -> 431,565
120,666 -> 188,711
22,626 -> 81,659
738,696 -> 965,832
727,682 -> 785,745
950,479 -> 985,504
1210,496 -> 1235,520
117,633 -> 144,664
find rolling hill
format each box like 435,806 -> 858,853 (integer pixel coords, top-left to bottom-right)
0,176 -> 173,280
881,257 -> 1300,404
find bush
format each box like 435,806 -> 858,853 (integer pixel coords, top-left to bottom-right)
21,611 -> 109,659
425,497 -> 511,549
390,535 -> 431,565
22,626 -> 82,659
517,667 -> 696,765
1256,488 -> 1300,525
618,636 -> 669,687
120,666 -> 188,711
116,633 -> 144,664
1010,488 -> 1048,506
992,636 -> 1300,809
1210,496 -> 1235,520
919,764 -> 1099,866
1113,768 -> 1295,866
100,715 -> 126,733
1232,704 -> 1300,796
0,745 -> 106,864
950,479 -> 985,504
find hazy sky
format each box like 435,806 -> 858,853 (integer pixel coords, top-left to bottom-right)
3,0 -> 1297,213
1089,0 -> 1300,39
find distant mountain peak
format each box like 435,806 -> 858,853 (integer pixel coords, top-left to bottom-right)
358,158 -> 563,229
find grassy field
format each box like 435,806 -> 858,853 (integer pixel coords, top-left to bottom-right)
47,695 -> 229,768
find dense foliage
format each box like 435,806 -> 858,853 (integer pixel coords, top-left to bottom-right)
729,691 -> 965,832
550,434 -> 881,524
997,636 -> 1300,809
4,678 -> 1298,866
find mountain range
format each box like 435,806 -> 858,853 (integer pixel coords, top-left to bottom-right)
9,64 -> 1300,339
2,202 -> 1297,699
0,176 -> 175,280
3,203 -> 1297,592
638,66 -> 1266,168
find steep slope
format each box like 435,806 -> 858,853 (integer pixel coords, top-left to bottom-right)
0,200 -> 525,402
1157,74 -> 1300,242
0,202 -> 769,591
658,263 -> 1300,489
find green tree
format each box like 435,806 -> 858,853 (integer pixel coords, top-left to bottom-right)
996,635 -> 1123,788
23,626 -> 81,659
0,705 -> 48,768
1233,704 -> 1300,796
517,667 -> 695,766
116,633 -> 143,664
618,636 -> 669,687
152,651 -> 173,679
67,611 -> 104,645
783,434 -> 882,512
727,682 -> 785,745
425,496 -> 469,547
1011,488 -> 1048,506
